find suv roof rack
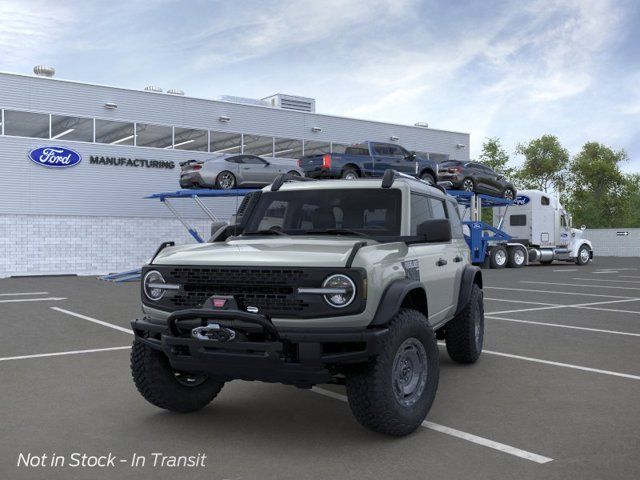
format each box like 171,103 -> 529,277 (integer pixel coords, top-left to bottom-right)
271,173 -> 315,191
381,169 -> 449,193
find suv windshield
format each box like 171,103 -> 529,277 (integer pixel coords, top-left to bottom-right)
243,188 -> 402,238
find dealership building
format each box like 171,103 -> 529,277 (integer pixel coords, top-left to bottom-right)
0,69 -> 470,277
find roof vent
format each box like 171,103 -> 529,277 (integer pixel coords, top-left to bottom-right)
262,93 -> 316,113
167,88 -> 185,96
33,65 -> 55,77
414,122 -> 429,128
144,85 -> 163,93
217,95 -> 270,107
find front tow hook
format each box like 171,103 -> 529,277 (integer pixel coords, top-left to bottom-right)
191,324 -> 237,342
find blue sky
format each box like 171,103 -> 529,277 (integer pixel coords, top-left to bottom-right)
1,0 -> 639,170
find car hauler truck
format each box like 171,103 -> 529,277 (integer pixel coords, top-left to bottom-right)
492,189 -> 593,266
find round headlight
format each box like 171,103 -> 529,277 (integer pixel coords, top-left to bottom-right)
322,274 -> 356,308
143,270 -> 166,301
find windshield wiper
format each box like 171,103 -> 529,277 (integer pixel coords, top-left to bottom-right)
243,229 -> 288,236
305,228 -> 372,239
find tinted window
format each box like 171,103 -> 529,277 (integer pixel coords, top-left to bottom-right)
429,198 -> 448,220
225,156 -> 242,163
410,194 -> 432,234
446,201 -> 464,238
4,110 -> 49,138
242,155 -> 267,165
373,143 -> 405,158
244,134 -> 274,156
136,123 -> 173,148
274,138 -> 303,158
210,131 -> 242,154
244,189 -> 402,237
173,127 -> 208,151
51,115 -> 93,142
345,146 -> 370,156
331,143 -> 348,154
304,140 -> 330,156
510,214 -> 527,226
95,119 -> 135,145
541,196 -> 550,206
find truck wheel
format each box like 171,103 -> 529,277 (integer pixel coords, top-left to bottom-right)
345,309 -> 439,436
507,246 -> 526,268
445,284 -> 484,364
420,172 -> 435,184
575,245 -> 591,265
341,168 -> 359,180
489,245 -> 507,269
131,339 -> 224,413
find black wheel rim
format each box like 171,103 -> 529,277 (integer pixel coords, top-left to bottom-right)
392,337 -> 428,407
218,172 -> 235,189
173,371 -> 208,387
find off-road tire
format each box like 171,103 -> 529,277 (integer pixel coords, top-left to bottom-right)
575,245 -> 591,265
445,284 -> 484,364
215,171 -> 236,189
341,167 -> 359,180
131,339 -> 224,413
345,309 -> 439,436
489,245 -> 508,269
420,172 -> 435,184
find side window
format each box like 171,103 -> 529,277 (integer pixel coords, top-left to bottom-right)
372,143 -> 391,156
429,198 -> 448,220
410,193 -> 432,234
510,215 -> 527,226
446,201 -> 464,238
560,215 -> 567,228
243,156 -> 267,165
541,196 -> 550,206
226,156 -> 242,164
388,145 -> 407,158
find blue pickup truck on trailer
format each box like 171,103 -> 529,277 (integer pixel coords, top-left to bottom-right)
298,141 -> 439,183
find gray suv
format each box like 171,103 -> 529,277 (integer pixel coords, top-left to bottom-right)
131,170 -> 484,436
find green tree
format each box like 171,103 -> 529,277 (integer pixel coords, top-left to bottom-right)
623,174 -> 640,227
567,142 -> 628,228
515,135 -> 569,192
478,137 -> 514,177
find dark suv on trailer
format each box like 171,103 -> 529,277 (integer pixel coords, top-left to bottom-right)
437,160 -> 516,199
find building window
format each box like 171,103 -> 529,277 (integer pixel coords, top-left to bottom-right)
173,127 -> 208,151
273,137 -> 303,158
331,143 -> 349,154
51,115 -> 93,142
4,110 -> 49,138
210,131 -> 242,154
243,134 -> 274,156
303,140 -> 330,156
95,119 -> 135,145
135,123 -> 173,149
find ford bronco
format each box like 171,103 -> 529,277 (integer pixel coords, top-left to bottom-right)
131,170 -> 484,436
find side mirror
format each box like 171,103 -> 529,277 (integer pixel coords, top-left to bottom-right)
581,225 -> 586,231
404,153 -> 416,161
416,219 -> 452,243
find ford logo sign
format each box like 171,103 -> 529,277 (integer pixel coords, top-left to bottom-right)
513,195 -> 530,206
28,146 -> 82,168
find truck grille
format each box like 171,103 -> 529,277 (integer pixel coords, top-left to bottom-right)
166,267 -> 311,315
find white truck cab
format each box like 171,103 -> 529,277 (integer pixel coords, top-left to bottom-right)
494,190 -> 593,265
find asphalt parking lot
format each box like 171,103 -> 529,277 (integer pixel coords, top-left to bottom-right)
2,257 -> 640,480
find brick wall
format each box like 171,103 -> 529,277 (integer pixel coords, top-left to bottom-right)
583,228 -> 640,257
0,214 -> 214,277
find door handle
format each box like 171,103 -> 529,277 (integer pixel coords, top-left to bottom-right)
436,258 -> 448,267
454,256 -> 463,263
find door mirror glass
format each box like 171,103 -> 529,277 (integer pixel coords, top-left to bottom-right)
416,219 -> 451,243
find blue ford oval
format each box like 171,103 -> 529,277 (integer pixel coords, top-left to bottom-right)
513,195 -> 530,206
28,146 -> 82,168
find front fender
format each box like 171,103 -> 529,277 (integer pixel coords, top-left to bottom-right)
571,239 -> 593,258
370,279 -> 426,326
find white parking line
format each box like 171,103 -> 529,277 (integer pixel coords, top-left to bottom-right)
0,292 -> 49,296
0,297 -> 67,303
521,281 -> 640,292
553,269 -> 578,272
486,298 -> 640,316
311,387 -> 553,464
572,278 -> 640,284
486,286 -> 636,300
486,316 -> 640,338
51,307 -> 133,335
482,349 -> 640,381
485,298 -> 558,307
0,346 -> 131,362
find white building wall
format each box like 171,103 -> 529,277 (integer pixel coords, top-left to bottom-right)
583,228 -> 640,257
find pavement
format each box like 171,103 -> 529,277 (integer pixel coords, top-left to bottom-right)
1,257 -> 639,480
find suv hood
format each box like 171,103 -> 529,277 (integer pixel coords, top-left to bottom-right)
152,237 -> 370,268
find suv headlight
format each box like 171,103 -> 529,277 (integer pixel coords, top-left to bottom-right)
322,274 -> 356,308
143,270 -> 167,301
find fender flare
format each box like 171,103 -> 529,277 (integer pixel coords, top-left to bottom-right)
370,279 -> 426,326
454,265 -> 483,316
571,239 -> 593,258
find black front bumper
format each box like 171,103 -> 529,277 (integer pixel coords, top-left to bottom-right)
131,309 -> 387,388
